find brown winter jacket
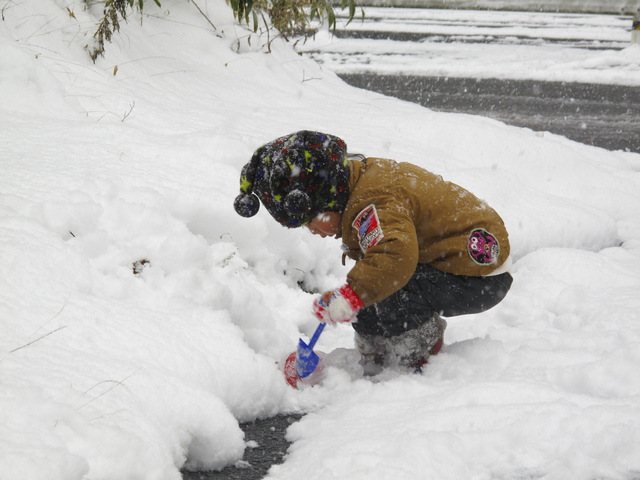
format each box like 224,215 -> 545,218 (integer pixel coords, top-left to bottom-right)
340,158 -> 510,307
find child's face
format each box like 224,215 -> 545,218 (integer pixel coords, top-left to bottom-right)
305,212 -> 342,238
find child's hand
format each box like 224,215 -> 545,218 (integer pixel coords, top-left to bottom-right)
313,284 -> 364,325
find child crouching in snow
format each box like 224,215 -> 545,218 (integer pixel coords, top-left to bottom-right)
234,131 -> 513,375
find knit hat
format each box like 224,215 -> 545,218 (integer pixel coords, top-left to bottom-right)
234,131 -> 351,228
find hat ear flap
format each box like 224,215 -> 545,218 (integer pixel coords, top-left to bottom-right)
239,151 -> 262,192
234,151 -> 263,217
283,190 -> 312,216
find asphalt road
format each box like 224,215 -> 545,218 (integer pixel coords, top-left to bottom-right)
337,73 -> 640,153
181,415 -> 302,480
305,7 -> 640,153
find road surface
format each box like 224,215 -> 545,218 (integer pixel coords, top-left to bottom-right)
338,74 -> 640,152
303,7 -> 640,152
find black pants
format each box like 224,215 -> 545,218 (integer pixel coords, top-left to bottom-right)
353,264 -> 513,338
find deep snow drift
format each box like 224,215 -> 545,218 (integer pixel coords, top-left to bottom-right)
1,1 -> 640,479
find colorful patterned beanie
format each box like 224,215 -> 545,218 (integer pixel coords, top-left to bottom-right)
234,131 -> 351,228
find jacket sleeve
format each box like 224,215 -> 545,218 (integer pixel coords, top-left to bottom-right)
346,195 -> 420,307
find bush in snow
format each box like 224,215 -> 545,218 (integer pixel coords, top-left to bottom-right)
87,0 -> 358,61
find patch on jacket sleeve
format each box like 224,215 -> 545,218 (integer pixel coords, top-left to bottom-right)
467,228 -> 500,265
352,204 -> 384,253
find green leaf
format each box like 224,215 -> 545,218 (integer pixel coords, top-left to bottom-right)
348,0 -> 356,24
251,8 -> 259,32
245,0 -> 253,22
327,5 -> 335,32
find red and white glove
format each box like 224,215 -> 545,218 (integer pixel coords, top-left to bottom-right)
313,284 -> 364,325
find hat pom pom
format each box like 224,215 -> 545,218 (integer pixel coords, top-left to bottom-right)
283,190 -> 312,216
234,193 -> 260,217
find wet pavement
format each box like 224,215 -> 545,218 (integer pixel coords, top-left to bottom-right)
303,7 -> 639,153
181,415 -> 302,480
338,74 -> 640,153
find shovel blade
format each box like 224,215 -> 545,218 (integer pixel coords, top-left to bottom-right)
295,338 -> 320,378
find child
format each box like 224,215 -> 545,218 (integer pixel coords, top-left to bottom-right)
234,131 -> 513,374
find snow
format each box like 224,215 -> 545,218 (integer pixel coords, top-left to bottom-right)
298,8 -> 640,85
1,1 -> 640,479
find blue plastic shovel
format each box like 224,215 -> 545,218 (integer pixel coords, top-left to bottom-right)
295,323 -> 326,379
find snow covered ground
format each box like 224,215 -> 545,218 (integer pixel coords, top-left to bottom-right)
298,8 -> 640,85
1,2 -> 640,479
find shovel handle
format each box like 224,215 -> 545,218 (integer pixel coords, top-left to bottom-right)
308,323 -> 325,350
